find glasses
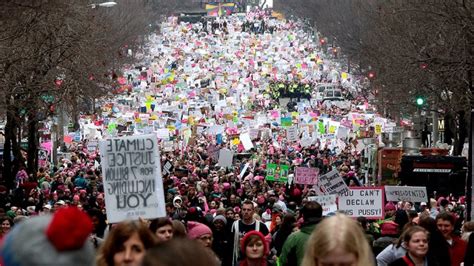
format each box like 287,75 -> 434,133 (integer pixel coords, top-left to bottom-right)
199,236 -> 213,241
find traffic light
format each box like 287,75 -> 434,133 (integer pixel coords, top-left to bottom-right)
367,71 -> 376,80
416,96 -> 425,106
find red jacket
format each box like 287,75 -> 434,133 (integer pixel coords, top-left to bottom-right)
448,236 -> 467,266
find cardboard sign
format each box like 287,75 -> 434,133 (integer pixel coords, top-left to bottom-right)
295,167 -> 319,185
384,186 -> 428,202
308,195 -> 338,216
265,163 -> 289,182
240,133 -> 254,150
281,117 -> 292,127
338,188 -> 384,219
286,126 -> 298,142
99,134 -> 166,223
317,169 -> 349,195
218,149 -> 234,168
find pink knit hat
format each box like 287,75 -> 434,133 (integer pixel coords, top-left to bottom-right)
187,222 -> 212,240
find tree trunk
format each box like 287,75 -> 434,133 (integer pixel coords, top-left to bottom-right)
26,111 -> 38,179
2,103 -> 23,189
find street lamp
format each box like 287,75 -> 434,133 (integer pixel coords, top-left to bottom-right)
90,1 -> 117,8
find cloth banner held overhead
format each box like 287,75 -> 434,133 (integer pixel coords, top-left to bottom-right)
99,134 -> 166,223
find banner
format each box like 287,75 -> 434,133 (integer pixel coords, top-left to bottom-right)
265,163 -> 289,182
308,195 -> 338,216
295,167 -> 319,185
384,186 -> 428,202
99,134 -> 166,223
338,188 -> 384,219
317,169 -> 349,195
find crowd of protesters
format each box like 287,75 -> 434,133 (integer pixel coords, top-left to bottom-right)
0,7 -> 473,266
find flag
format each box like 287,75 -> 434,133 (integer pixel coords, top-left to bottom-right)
206,3 -> 235,17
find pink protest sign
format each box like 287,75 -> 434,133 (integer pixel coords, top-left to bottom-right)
295,167 -> 319,185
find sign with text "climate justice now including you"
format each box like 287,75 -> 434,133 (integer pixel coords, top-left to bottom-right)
384,186 -> 428,203
294,167 -> 319,185
99,134 -> 166,223
338,187 -> 384,219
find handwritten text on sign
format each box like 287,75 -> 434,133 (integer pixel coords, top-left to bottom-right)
308,195 -> 338,216
338,188 -> 384,219
295,167 -> 319,185
384,186 -> 428,202
99,134 -> 166,223
318,169 -> 349,195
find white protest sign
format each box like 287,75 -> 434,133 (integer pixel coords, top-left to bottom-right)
156,128 -> 170,140
87,141 -> 98,152
384,186 -> 428,202
295,167 -> 319,185
300,136 -> 313,148
99,134 -> 166,223
287,126 -> 298,142
239,163 -> 250,179
249,128 -> 260,140
317,169 -> 349,195
240,133 -> 254,150
308,195 -> 338,216
162,161 -> 173,175
338,188 -> 384,219
218,149 -> 234,168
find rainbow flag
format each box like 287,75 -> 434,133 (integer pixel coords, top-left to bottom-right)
206,2 -> 235,16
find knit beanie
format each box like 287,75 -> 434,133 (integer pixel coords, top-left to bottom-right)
0,207 -> 94,266
187,221 -> 212,240
240,230 -> 269,256
212,215 -> 227,225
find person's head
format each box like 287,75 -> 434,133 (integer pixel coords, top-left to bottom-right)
225,208 -> 234,219
302,214 -> 374,266
242,200 -> 255,223
212,215 -> 227,231
171,220 -> 187,238
142,238 -> 219,266
300,201 -> 322,222
149,218 -> 173,243
435,211 -> 455,240
87,208 -> 106,236
384,202 -> 396,218
187,221 -> 213,248
240,230 -> 268,262
402,226 -> 429,260
356,216 -> 369,231
96,221 -> 156,266
1,217 -> 13,234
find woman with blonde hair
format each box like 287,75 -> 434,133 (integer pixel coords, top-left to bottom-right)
302,214 -> 374,266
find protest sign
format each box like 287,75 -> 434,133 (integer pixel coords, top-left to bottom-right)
308,195 -> 338,215
240,133 -> 254,150
338,188 -> 384,219
99,134 -> 166,223
218,149 -> 234,168
286,126 -> 298,142
384,186 -> 428,202
87,141 -> 98,152
281,117 -> 292,127
295,167 -> 319,185
317,169 -> 349,195
239,163 -> 250,179
162,160 -> 173,176
265,163 -> 289,182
